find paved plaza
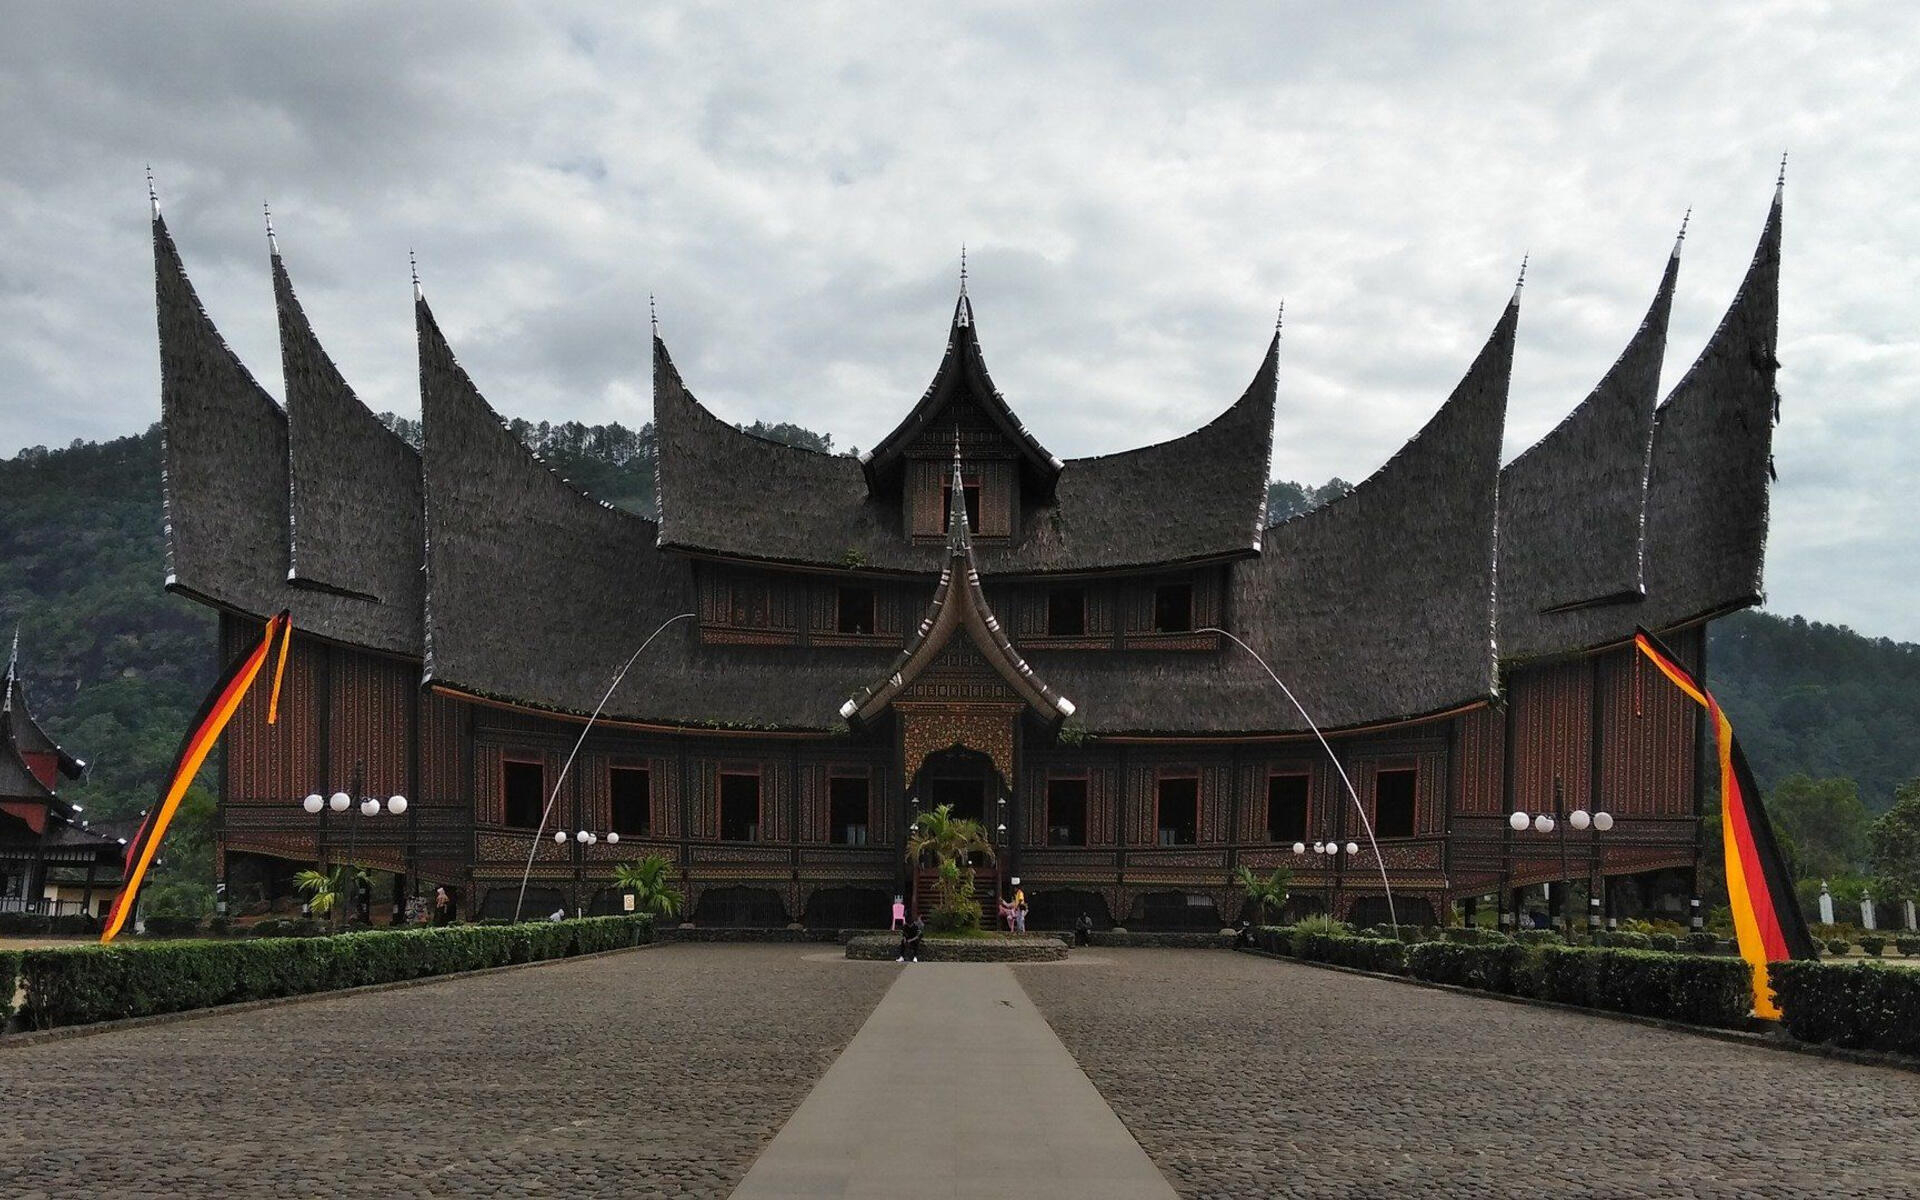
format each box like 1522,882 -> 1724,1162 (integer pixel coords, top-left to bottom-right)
3,944 -> 1917,1198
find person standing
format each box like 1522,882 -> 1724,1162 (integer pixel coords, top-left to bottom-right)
433,885 -> 452,927
1011,879 -> 1028,933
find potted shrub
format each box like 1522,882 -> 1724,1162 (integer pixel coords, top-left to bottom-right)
1233,864 -> 1292,928
1859,933 -> 1887,957
609,854 -> 685,921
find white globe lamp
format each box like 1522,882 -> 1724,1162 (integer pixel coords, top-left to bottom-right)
387,795 -> 408,815
1594,811 -> 1614,832
1569,809 -> 1591,831
303,793 -> 324,814
1508,811 -> 1529,832
329,791 -> 350,812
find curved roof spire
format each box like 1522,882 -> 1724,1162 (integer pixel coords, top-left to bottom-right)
3,631 -> 86,784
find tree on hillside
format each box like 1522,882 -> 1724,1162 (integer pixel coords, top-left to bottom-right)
1267,478 -> 1353,525
1768,774 -> 1871,880
1870,779 -> 1920,901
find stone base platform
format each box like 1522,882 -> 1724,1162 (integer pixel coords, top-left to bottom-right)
846,933 -> 1069,962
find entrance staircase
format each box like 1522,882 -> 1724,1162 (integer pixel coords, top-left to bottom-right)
912,861 -> 1005,930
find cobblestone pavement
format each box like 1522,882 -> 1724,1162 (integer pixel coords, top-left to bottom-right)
0,945 -> 895,1199
1016,950 -> 1920,1199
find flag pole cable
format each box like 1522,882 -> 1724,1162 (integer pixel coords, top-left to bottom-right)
1201,628 -> 1400,936
513,613 -> 695,923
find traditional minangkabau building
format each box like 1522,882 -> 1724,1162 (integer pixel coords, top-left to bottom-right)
156,179 -> 1783,930
0,634 -> 124,917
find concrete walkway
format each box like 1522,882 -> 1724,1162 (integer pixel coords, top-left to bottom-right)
731,963 -> 1176,1199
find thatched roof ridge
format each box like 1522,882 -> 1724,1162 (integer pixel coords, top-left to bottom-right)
421,299 -> 897,728
843,455 -> 1074,724
861,293 -> 1062,493
153,213 -> 407,652
1639,184 -> 1782,629
273,246 -> 424,650
1493,187 -> 1782,663
1497,237 -> 1679,661
652,329 -> 1276,575
1033,296 -> 1517,735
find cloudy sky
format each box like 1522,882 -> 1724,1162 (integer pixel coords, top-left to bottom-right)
2,2 -> 1914,639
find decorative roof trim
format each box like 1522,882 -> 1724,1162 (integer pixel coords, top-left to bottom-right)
843,454 -> 1074,724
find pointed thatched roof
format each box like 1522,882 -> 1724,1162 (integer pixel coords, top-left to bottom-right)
1492,184 -> 1782,661
1497,234 -> 1679,662
5,635 -> 83,782
274,242 -> 425,650
153,212 -> 416,653
842,454 -> 1075,724
861,293 -> 1063,494
420,294 -> 898,729
652,327 -> 1276,575
1035,292 -> 1518,734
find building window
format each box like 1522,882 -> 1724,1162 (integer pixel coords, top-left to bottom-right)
836,587 -> 876,635
503,759 -> 544,829
1266,773 -> 1309,842
610,766 -> 651,837
942,476 -> 981,532
829,775 -> 870,845
1047,777 -> 1088,846
1153,583 -> 1193,633
720,772 -> 761,841
723,576 -> 773,628
1047,587 -> 1087,637
720,772 -> 760,841
1375,767 -> 1417,838
1156,776 -> 1199,846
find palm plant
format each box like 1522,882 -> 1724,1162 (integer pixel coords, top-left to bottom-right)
1234,864 -> 1292,927
293,868 -> 340,916
609,854 -> 684,919
905,803 -> 995,933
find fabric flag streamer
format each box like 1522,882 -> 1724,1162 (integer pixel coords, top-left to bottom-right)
100,610 -> 293,943
1633,627 -> 1815,1018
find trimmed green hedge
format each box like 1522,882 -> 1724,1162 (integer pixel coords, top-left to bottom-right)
1771,960 -> 1920,1055
0,950 -> 19,1023
16,915 -> 653,1030
1250,925 -> 1750,1029
0,913 -> 97,937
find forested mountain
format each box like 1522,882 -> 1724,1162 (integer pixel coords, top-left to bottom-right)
2,429 -> 1913,840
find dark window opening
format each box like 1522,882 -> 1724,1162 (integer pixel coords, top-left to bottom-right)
1047,587 -> 1087,637
1156,776 -> 1199,846
1153,583 -> 1193,633
1375,768 -> 1417,838
503,759 -> 544,829
610,766 -> 651,837
1266,773 -> 1309,842
942,479 -> 982,532
720,772 -> 760,842
829,775 -> 871,845
1047,777 -> 1087,846
727,580 -> 772,628
836,587 -> 876,635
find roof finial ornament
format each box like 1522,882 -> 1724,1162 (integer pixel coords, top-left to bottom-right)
264,201 -> 278,257
1776,150 -> 1788,194
649,293 -> 659,337
1673,207 -> 1691,259
146,165 -> 159,219
1276,300 -> 1285,339
409,249 -> 422,301
960,243 -> 968,295
1512,254 -> 1528,304
5,625 -> 17,701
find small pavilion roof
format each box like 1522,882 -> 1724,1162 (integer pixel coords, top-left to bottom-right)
5,634 -> 84,782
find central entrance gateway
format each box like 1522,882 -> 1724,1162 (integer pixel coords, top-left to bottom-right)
918,745 -> 994,826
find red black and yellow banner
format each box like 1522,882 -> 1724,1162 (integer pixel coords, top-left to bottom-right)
1634,628 -> 1815,1018
101,610 -> 293,943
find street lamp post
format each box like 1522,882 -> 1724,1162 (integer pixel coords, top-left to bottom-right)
301,760 -> 407,927
1292,838 -> 1358,921
551,827 -> 620,916
1508,776 -> 1610,938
